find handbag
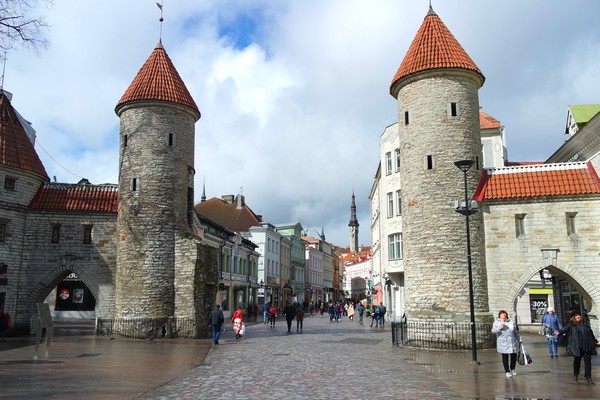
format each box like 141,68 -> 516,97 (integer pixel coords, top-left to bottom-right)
518,344 -> 533,365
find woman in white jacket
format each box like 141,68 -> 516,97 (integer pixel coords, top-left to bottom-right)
492,310 -> 522,378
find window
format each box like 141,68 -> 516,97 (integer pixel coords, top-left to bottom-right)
131,178 -> 138,191
388,233 -> 403,260
515,214 -> 526,237
395,149 -> 401,172
168,133 -> 174,146
385,152 -> 392,175
404,111 -> 409,125
396,190 -> 402,216
0,223 -> 5,242
387,192 -> 393,218
4,177 -> 15,190
123,134 -> 128,147
426,155 -> 434,170
566,212 -> 577,236
450,102 -> 457,117
83,225 -> 92,244
51,225 -> 60,243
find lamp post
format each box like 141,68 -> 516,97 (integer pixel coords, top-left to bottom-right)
454,159 -> 478,363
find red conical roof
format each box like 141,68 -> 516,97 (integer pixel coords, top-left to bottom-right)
390,7 -> 484,98
0,92 -> 49,180
115,41 -> 200,118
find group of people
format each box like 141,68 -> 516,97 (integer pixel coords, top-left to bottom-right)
492,308 -> 599,384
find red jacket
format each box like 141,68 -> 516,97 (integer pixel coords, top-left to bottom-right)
231,308 -> 244,322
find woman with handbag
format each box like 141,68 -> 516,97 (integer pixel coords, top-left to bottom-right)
492,310 -> 522,378
556,310 -> 599,384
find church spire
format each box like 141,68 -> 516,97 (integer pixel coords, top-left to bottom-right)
348,190 -> 359,252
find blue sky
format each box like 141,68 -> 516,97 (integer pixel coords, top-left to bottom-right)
6,0 -> 600,247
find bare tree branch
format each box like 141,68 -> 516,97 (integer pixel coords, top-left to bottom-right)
0,0 -> 53,53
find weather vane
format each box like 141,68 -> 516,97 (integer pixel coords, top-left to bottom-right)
0,51 -> 6,91
157,1 -> 164,40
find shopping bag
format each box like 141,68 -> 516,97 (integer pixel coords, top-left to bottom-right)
518,344 -> 533,365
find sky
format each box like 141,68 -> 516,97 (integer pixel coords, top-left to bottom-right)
6,0 -> 600,248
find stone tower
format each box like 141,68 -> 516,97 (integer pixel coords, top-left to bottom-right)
348,191 -> 359,253
389,7 -> 490,334
113,41 -> 202,335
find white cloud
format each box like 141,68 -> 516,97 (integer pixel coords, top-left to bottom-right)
6,0 -> 600,247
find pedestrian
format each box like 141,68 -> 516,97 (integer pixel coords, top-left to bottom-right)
269,303 -> 277,328
296,305 -> 304,332
207,304 -> 224,345
491,309 -> 522,378
329,303 -> 336,322
556,310 -> 599,384
371,305 -> 380,328
246,304 -> 253,322
231,306 -> 244,339
263,303 -> 270,325
253,304 -> 258,323
348,304 -> 355,321
541,306 -> 562,357
357,303 -> 365,323
283,301 -> 295,333
379,304 -> 387,328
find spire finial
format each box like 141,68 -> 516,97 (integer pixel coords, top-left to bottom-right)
157,1 -> 164,40
428,0 -> 436,16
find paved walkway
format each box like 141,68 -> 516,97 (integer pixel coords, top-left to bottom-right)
1,315 -> 600,399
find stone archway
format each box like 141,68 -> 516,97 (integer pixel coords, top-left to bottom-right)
29,266 -> 100,318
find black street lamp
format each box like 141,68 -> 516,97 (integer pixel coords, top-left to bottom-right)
454,159 -> 478,363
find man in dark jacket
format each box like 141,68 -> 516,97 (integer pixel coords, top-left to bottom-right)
283,302 -> 295,333
208,304 -> 224,345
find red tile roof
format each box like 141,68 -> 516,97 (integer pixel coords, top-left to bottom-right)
479,111 -> 501,129
390,7 -> 484,97
0,93 -> 49,180
115,41 -> 200,118
195,197 -> 262,232
28,182 -> 119,212
474,162 -> 600,201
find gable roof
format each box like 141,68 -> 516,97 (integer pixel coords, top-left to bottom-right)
0,92 -> 49,180
195,197 -> 262,232
29,181 -> 118,212
474,162 -> 600,201
115,41 -> 200,118
568,104 -> 600,127
390,6 -> 484,98
479,111 -> 501,130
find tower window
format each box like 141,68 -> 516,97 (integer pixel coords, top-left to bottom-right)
566,212 -> 577,236
83,225 -> 92,244
51,225 -> 60,243
404,111 -> 409,125
450,102 -> 458,117
168,133 -> 174,146
123,134 -> 128,147
0,223 -> 6,242
515,214 -> 526,238
426,155 -> 434,170
475,156 -> 480,170
131,178 -> 138,191
385,152 -> 392,175
4,177 -> 15,190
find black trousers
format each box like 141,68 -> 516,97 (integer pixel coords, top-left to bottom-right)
573,351 -> 593,379
501,353 -> 517,372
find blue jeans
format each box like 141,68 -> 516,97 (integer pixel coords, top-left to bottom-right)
263,311 -> 268,324
547,334 -> 559,356
371,315 -> 379,327
211,325 -> 221,343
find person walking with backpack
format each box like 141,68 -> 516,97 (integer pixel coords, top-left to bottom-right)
371,305 -> 380,328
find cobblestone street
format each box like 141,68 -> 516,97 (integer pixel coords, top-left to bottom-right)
2,315 -> 600,399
